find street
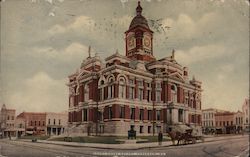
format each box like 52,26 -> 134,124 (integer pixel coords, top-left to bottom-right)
0,135 -> 249,157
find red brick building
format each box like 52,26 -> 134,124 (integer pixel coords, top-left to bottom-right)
17,112 -> 46,135
214,111 -> 243,134
67,2 -> 202,136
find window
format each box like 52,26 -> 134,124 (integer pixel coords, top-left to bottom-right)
156,83 -> 161,88
12,116 -> 14,120
178,109 -> 183,122
130,108 -> 135,120
148,110 -> 152,121
54,119 -> 56,125
7,116 -> 9,120
129,87 -> 134,99
98,111 -> 103,121
140,126 -> 143,133
84,84 -> 89,101
139,109 -> 144,121
59,119 -> 61,125
108,107 -> 112,119
146,86 -> 151,102
119,79 -> 126,99
120,106 -> 125,118
48,119 -> 50,125
108,81 -> 114,99
129,79 -> 134,85
34,121 -> 37,126
138,81 -> 143,87
139,88 -> 143,100
223,121 -> 225,126
156,91 -> 161,102
38,121 -> 40,126
129,79 -> 134,99
148,126 -> 151,133
156,110 -> 161,121
43,121 -> 45,126
171,85 -> 177,102
83,109 -> 88,121
99,89 -> 103,101
99,80 -> 105,101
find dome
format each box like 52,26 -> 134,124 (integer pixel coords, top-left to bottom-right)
129,1 -> 149,29
129,15 -> 149,29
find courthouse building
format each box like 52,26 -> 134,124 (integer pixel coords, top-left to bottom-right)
67,1 -> 202,136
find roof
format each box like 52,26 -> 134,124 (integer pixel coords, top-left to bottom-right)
129,1 -> 149,30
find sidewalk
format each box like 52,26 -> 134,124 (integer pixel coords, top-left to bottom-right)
14,134 -> 249,150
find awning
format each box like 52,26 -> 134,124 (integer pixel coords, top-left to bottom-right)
26,131 -> 33,135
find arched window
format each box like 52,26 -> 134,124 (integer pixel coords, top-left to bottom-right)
171,84 -> 177,102
108,78 -> 114,99
99,80 -> 105,101
84,83 -> 89,101
119,78 -> 126,99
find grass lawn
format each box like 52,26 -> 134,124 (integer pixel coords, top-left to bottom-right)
49,136 -> 126,144
49,135 -> 171,144
20,135 -> 50,140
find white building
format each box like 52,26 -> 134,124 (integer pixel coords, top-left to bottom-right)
46,111 -> 68,136
242,99 -> 249,131
202,108 -> 217,133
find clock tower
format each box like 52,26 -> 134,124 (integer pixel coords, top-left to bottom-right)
125,1 -> 155,62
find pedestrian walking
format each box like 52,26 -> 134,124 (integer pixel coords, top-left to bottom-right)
158,131 -> 163,146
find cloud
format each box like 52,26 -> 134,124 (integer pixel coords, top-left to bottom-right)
161,12 -> 219,39
49,15 -> 95,35
8,72 -> 68,113
175,44 -> 227,65
30,42 -> 89,62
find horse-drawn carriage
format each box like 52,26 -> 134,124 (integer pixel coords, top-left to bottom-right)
167,124 -> 204,145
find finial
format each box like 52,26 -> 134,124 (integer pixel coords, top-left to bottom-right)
172,49 -> 175,59
192,75 -> 196,81
88,45 -> 91,58
136,1 -> 142,15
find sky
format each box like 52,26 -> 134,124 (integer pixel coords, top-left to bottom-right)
0,0 -> 249,114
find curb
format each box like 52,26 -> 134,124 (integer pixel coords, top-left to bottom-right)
11,134 -> 249,150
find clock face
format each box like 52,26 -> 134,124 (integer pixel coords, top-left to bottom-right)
143,36 -> 151,49
127,37 -> 136,50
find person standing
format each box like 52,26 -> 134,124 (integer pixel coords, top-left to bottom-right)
158,131 -> 163,146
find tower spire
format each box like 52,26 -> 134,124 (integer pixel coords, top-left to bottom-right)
136,1 -> 142,15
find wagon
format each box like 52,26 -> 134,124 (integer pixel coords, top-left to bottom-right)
167,124 -> 204,145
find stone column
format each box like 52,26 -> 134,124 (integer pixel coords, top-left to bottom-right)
172,108 -> 178,124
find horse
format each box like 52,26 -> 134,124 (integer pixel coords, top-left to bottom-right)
166,131 -> 186,145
